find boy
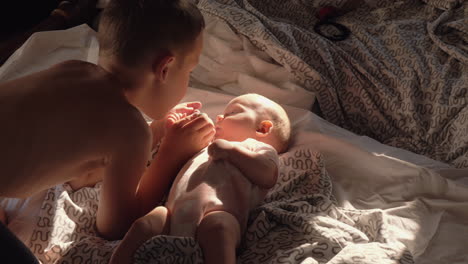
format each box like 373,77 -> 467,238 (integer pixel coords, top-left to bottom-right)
111,94 -> 291,264
0,0 -> 210,259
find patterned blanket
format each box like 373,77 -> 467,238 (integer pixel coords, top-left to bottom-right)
196,0 -> 468,167
28,147 -> 413,264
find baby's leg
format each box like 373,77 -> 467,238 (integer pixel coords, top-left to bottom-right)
109,206 -> 169,264
196,211 -> 241,264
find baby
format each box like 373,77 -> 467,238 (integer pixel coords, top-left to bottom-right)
110,93 -> 291,264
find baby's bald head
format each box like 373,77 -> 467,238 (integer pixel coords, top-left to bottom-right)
234,94 -> 291,153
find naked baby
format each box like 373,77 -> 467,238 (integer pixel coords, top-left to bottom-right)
111,93 -> 291,264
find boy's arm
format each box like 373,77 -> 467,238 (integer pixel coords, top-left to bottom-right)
97,103 -> 206,240
97,113 -> 152,240
208,139 -> 278,189
137,113 -> 215,215
136,139 -> 191,215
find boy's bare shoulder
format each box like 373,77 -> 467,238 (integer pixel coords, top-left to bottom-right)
49,60 -> 151,142
0,60 -> 150,197
1,59 -> 149,138
50,59 -> 96,69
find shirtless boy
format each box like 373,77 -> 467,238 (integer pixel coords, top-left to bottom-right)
111,94 -> 291,264
0,0 -> 211,259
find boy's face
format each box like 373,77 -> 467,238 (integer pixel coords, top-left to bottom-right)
150,33 -> 204,119
214,95 -> 262,142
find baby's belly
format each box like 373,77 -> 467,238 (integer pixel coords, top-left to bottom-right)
166,158 -> 254,237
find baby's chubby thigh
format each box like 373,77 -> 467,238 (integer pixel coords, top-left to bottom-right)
168,185 -> 222,238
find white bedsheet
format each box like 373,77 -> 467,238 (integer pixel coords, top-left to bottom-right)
0,24 -> 467,263
190,15 -> 316,110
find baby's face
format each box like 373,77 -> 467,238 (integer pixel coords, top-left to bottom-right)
214,96 -> 260,142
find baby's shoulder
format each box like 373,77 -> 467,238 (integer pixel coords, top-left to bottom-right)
239,138 -> 276,153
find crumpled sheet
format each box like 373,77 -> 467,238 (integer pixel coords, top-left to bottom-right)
196,0 -> 468,167
190,14 -> 317,110
25,126 -> 468,263
28,147 -> 416,264
0,24 -> 98,82
5,86 -> 466,264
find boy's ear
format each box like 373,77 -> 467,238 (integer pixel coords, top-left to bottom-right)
152,52 -> 175,82
256,120 -> 273,137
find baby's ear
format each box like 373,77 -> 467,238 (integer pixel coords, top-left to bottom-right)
256,120 -> 273,137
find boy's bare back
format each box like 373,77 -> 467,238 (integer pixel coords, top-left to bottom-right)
0,0 -> 207,241
0,60 -> 150,199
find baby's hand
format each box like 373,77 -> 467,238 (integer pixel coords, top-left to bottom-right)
208,139 -> 234,161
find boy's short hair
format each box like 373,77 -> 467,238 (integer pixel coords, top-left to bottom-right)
98,0 -> 205,66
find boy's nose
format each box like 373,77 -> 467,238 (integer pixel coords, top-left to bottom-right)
216,115 -> 224,123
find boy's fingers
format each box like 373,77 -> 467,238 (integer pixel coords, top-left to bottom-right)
175,112 -> 198,126
174,107 -> 194,114
166,112 -> 189,128
166,112 -> 181,126
173,102 -> 202,114
197,124 -> 215,135
202,128 -> 216,142
184,115 -> 214,131
184,101 -> 202,110
166,117 -> 177,128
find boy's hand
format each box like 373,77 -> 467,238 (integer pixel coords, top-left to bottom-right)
149,101 -> 202,146
208,139 -> 235,161
165,102 -> 202,128
161,113 -> 215,163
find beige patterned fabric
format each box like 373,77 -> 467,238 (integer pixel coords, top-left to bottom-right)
24,148 -> 413,264
133,148 -> 413,264
197,0 -> 468,167
422,0 -> 464,10
29,183 -> 117,264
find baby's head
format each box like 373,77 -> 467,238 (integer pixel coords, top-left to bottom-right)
215,94 -> 291,153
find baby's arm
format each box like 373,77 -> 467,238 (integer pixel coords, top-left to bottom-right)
208,139 -> 278,189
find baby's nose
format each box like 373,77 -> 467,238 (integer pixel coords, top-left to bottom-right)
216,115 -> 224,123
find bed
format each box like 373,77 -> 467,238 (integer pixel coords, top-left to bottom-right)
193,0 -> 468,167
1,0 -> 467,263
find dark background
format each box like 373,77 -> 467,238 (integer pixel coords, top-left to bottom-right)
0,0 -> 61,41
